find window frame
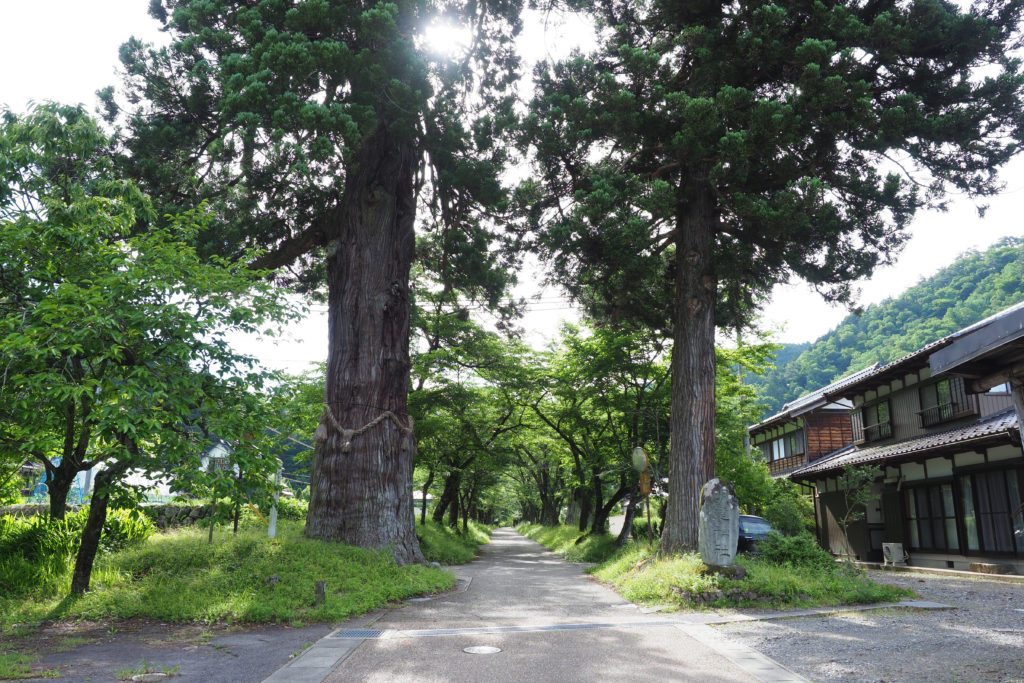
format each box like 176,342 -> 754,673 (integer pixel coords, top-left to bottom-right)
918,377 -> 973,428
853,400 -> 892,443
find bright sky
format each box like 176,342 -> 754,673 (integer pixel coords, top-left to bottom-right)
2,2 -> 1021,371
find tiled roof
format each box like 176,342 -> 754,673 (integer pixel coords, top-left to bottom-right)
749,363 -> 879,432
789,407 -> 1020,479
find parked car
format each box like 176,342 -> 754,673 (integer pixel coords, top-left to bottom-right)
737,515 -> 773,553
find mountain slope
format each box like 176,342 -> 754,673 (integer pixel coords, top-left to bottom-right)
751,236 -> 1024,414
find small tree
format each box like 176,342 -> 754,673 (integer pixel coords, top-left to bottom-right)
836,464 -> 883,559
0,104 -> 296,593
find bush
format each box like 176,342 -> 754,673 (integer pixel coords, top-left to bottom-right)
0,508 -> 154,597
762,482 -> 816,536
758,531 -> 836,572
274,496 -> 308,521
416,519 -> 490,564
97,508 -> 155,552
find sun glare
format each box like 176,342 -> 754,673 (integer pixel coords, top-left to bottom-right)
420,19 -> 472,59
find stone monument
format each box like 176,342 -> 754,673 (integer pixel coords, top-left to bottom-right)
698,478 -> 738,568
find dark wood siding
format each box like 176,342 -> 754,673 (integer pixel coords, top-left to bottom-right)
804,411 -> 853,459
881,485 -> 905,544
769,453 -> 805,475
819,490 -> 871,560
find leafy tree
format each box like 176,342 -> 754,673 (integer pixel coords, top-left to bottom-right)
836,464 -> 883,558
0,104 -> 294,593
105,0 -> 524,563
521,0 -> 1024,551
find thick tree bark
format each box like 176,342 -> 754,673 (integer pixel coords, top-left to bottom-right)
661,177 -> 717,554
70,464 -> 124,594
304,121 -> 423,565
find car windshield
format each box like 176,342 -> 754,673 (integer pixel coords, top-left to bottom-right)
740,518 -> 772,534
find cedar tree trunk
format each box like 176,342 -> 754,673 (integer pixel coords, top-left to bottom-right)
661,178 -> 717,553
304,121 -> 423,565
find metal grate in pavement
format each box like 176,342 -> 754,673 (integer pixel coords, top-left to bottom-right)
329,629 -> 384,639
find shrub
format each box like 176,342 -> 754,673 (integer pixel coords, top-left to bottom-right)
0,508 -> 154,597
275,496 -> 308,521
758,531 -> 836,572
95,508 -> 155,552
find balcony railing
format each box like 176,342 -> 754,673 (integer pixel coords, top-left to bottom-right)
863,420 -> 892,442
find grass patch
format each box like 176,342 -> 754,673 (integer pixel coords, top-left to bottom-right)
416,519 -> 491,564
116,661 -> 180,680
0,653 -> 59,679
0,519 -> 454,629
520,524 -> 914,610
516,523 -> 617,563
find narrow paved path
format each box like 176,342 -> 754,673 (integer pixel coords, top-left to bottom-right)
269,528 -> 804,682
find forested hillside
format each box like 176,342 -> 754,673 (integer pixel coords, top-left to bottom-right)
751,237 -> 1024,415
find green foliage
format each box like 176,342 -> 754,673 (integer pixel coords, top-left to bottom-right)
0,520 -> 454,627
0,653 -> 58,680
762,485 -> 816,537
0,509 -> 154,596
836,465 -> 883,551
588,543 -> 910,609
751,238 -> 1024,413
758,532 -> 837,573
416,519 -> 490,565
516,523 -> 619,564
273,497 -> 308,522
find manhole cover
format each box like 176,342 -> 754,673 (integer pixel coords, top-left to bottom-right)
463,646 -> 502,654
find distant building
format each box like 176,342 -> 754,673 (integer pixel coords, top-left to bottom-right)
748,368 -> 869,478
789,302 -> 1024,573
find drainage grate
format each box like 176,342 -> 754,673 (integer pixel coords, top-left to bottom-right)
330,629 -> 384,639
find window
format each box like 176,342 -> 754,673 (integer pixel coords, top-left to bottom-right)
905,483 -> 959,551
759,430 -> 805,462
959,468 -> 1024,555
919,377 -> 971,427
853,400 -> 892,443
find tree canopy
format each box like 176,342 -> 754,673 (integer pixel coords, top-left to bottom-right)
0,103 -> 295,592
106,0 -> 526,563
520,0 -> 1024,550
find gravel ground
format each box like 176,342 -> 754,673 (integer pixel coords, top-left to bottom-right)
714,569 -> 1024,683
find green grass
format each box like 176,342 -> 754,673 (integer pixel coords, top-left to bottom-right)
516,523 -> 617,563
520,524 -> 914,610
0,653 -> 58,679
416,519 -> 491,564
0,519 -> 455,629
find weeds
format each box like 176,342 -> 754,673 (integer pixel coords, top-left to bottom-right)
0,652 -> 59,680
116,661 -> 180,680
1,519 -> 455,628
520,523 -> 914,610
416,519 -> 491,564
